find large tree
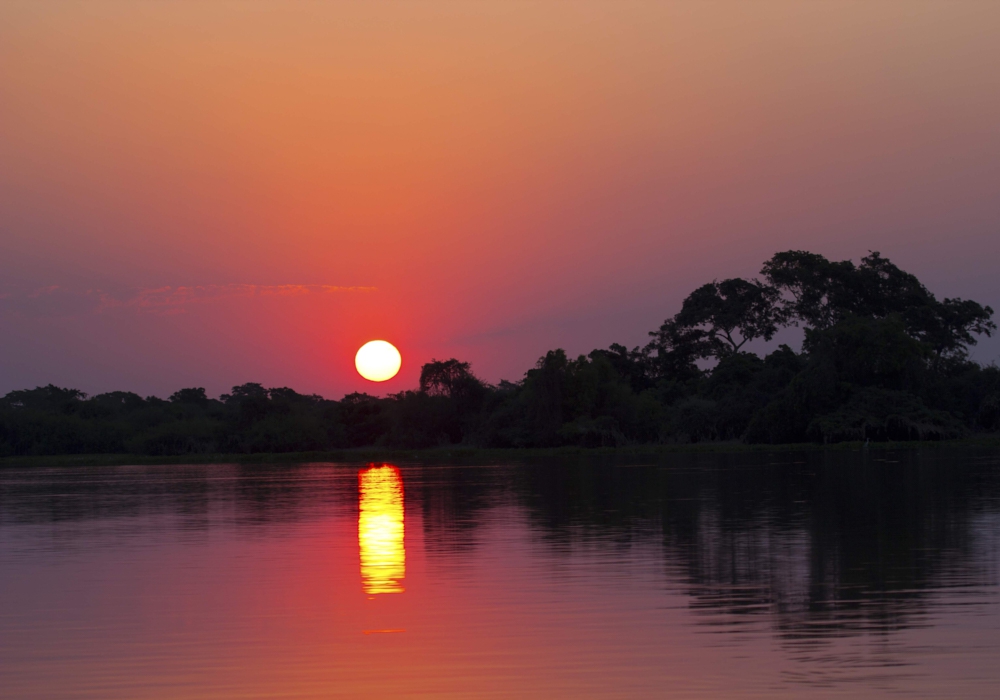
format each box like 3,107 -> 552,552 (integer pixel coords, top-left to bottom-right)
419,359 -> 486,400
646,317 -> 710,381
762,250 -> 994,361
759,250 -> 858,329
666,278 -> 785,359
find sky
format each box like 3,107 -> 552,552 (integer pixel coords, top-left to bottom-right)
2,1 -> 999,399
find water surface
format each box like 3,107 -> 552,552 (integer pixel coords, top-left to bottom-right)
2,450 -> 999,698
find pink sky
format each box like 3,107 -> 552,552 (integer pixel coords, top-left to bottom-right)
2,1 -> 999,398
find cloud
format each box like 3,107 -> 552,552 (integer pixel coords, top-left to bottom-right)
0,284 -> 375,318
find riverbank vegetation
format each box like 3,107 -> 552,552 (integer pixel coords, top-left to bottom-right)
3,250 -> 998,456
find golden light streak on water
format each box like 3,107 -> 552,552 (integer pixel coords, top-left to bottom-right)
358,465 -> 405,595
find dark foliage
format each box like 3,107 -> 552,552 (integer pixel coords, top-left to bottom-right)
671,278 -> 786,358
2,250 -> 997,456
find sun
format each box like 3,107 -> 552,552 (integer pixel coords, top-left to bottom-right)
355,340 -> 402,382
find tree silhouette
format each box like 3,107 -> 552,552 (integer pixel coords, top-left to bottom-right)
762,250 -> 995,363
169,388 -> 209,405
1,249 -> 997,454
655,278 -> 784,361
419,359 -> 484,400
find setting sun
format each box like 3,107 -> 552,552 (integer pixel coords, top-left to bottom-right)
355,340 -> 402,382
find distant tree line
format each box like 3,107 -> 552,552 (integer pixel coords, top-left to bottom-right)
2,250 -> 999,456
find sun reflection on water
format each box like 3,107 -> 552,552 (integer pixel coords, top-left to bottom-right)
358,464 -> 405,595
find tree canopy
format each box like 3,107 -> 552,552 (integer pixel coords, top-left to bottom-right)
1,249 -> 996,456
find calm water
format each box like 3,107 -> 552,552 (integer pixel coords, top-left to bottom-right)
2,450 -> 1000,699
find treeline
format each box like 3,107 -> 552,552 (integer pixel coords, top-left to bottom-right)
2,250 -> 999,456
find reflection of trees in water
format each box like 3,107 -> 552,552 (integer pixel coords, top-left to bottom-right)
3,453 -> 998,643
397,450 -> 1000,647
410,466 -> 509,567
502,450 -> 1000,642
0,464 -> 359,534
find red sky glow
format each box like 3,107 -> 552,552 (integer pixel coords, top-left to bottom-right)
2,1 -> 999,397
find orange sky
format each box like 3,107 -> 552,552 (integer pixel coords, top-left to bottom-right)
2,1 -> 1000,397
